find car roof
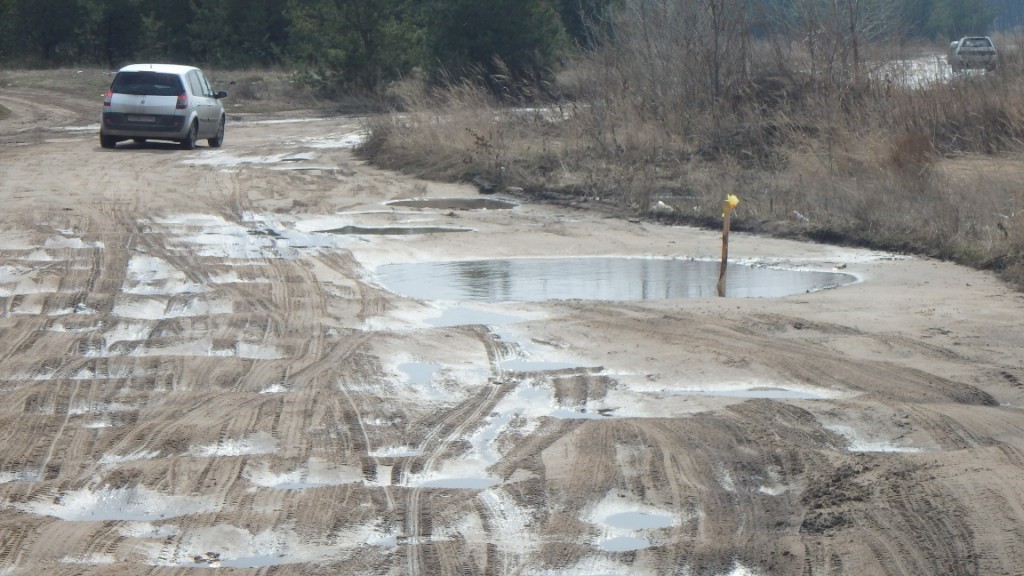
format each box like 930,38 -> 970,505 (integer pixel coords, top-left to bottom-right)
117,63 -> 199,76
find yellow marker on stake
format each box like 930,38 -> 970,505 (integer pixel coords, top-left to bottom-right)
717,195 -> 740,297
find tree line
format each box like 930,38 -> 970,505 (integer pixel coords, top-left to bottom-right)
0,0 -> 1015,94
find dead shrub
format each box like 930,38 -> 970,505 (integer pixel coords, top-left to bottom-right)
888,131 -> 935,170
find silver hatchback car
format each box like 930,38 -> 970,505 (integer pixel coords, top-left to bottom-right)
100,63 -> 227,149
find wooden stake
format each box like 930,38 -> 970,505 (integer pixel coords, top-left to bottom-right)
717,211 -> 732,297
717,195 -> 740,297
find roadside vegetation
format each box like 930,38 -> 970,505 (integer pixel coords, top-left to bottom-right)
2,0 -> 1023,287
359,3 -> 1024,289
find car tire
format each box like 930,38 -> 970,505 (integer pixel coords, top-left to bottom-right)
100,134 -> 118,149
181,121 -> 198,150
209,117 -> 225,148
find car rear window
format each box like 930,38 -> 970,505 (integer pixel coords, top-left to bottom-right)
110,72 -> 184,97
962,38 -> 992,48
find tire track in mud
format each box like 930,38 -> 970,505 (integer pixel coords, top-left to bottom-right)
845,466 -> 978,576
900,405 -> 995,450
794,413 -> 1024,576
606,305 -> 1000,407
0,524 -> 34,568
23,201 -> 144,483
0,91 -> 87,145
398,324 -> 513,575
0,138 -> 383,568
402,379 -> 512,575
924,443 -> 1024,574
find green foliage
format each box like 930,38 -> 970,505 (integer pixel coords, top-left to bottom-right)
558,0 -> 623,48
423,0 -> 568,97
10,0 -> 81,64
188,0 -> 289,66
0,0 -> 11,61
926,0 -> 997,38
757,0 -> 997,41
286,0 -> 422,94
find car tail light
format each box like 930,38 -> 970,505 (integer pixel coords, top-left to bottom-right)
176,92 -> 188,110
104,90 -> 112,107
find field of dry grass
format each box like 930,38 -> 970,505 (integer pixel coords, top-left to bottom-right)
360,38 -> 1024,289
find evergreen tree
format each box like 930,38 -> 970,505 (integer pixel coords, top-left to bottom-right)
423,0 -> 567,96
927,0 -> 996,38
558,0 -> 622,48
0,0 -> 12,61
189,0 -> 288,66
286,0 -> 422,93
8,0 -> 81,64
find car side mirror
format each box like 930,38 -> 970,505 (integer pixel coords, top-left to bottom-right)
215,91 -> 228,99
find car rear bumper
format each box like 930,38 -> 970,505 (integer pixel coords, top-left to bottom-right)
953,53 -> 997,69
101,112 -> 190,138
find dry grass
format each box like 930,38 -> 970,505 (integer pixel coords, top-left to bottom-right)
0,67 -> 324,114
0,67 -> 113,99
360,38 -> 1024,289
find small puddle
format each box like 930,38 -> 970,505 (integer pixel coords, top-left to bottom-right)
376,258 -> 856,301
269,166 -> 338,174
587,496 -> 676,553
552,408 -> 610,420
499,358 -> 582,372
598,536 -> 651,552
605,511 -> 674,530
317,225 -> 472,235
425,306 -> 526,327
826,424 -> 927,453
216,556 -> 286,568
418,477 -> 498,489
660,384 -> 838,400
399,361 -> 441,387
386,198 -> 517,210
16,487 -> 214,521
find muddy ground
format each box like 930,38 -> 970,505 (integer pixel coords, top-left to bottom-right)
1,85 -> 1024,576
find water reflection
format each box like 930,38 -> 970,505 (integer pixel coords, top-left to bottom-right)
377,258 -> 855,302
386,198 -> 517,210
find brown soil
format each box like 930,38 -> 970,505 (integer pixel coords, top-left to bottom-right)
2,86 -> 1024,575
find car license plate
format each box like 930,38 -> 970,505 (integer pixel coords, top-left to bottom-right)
127,115 -> 156,123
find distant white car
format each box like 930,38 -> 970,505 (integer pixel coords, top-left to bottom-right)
948,37 -> 997,72
100,63 -> 227,149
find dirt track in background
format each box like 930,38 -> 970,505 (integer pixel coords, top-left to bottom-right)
2,87 -> 1024,575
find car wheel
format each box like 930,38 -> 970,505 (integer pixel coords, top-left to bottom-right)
209,117 -> 225,148
181,121 -> 198,150
100,134 -> 118,149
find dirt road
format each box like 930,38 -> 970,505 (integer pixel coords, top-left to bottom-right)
2,87 -> 1024,576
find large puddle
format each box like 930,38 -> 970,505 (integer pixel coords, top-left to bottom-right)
376,257 -> 856,301
317,225 -> 472,235
386,198 -> 517,210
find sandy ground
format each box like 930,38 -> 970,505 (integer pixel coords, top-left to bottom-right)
1,86 -> 1024,576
